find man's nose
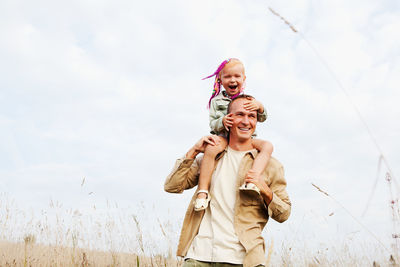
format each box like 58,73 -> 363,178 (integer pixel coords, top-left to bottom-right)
241,115 -> 249,124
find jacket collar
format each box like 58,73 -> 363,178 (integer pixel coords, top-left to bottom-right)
222,91 -> 244,99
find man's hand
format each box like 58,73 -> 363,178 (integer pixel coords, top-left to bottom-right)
244,99 -> 264,113
222,113 -> 234,131
185,135 -> 220,159
245,170 -> 273,205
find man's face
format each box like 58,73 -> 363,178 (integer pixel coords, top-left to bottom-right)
220,63 -> 246,97
229,98 -> 257,142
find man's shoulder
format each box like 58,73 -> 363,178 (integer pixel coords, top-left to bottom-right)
266,156 -> 284,175
269,156 -> 283,167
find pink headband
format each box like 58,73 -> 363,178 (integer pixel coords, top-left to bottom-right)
203,58 -> 241,108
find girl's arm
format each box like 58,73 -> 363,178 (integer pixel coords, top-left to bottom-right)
209,98 -> 228,134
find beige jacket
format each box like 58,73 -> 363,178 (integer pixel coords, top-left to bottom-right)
164,149 -> 291,267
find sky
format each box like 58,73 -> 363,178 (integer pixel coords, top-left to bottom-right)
1,0 -> 400,258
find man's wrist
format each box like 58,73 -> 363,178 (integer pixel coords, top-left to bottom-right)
185,147 -> 200,159
260,185 -> 273,205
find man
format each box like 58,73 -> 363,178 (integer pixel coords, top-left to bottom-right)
164,95 -> 291,267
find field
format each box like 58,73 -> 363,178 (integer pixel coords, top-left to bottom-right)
0,239 -> 397,266
1,191 -> 399,267
0,241 -> 180,266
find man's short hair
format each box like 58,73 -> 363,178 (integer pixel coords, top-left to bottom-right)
227,94 -> 255,113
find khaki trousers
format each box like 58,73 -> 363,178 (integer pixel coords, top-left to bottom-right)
183,258 -> 264,267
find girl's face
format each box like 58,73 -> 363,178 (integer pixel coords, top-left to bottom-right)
220,63 -> 246,96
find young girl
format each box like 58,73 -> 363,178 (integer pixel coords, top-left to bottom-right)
194,58 -> 274,211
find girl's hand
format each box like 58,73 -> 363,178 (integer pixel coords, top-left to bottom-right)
186,135 -> 220,159
193,135 -> 220,153
223,113 -> 234,131
244,99 -> 264,113
244,169 -> 264,188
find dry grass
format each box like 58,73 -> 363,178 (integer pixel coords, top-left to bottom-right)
0,192 -> 182,267
1,189 -> 399,266
0,238 -> 396,267
0,241 -> 179,266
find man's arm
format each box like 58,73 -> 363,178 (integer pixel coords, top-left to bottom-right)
164,136 -> 220,193
244,158 -> 291,223
164,157 -> 200,193
263,163 -> 291,223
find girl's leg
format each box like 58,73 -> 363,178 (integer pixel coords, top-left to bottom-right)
195,136 -> 227,211
240,139 -> 273,193
250,139 -> 273,175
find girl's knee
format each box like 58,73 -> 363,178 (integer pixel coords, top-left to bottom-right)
252,139 -> 273,152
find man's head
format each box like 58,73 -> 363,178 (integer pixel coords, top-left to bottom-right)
227,95 -> 257,144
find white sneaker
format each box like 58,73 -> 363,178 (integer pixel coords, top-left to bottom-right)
194,190 -> 211,211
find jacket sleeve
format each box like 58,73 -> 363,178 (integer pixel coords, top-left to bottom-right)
164,156 -> 201,193
257,108 -> 268,123
209,99 -> 226,134
265,160 -> 291,223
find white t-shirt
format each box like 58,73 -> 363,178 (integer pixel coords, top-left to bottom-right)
186,146 -> 251,264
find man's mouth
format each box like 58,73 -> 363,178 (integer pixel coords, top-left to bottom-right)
238,127 -> 251,132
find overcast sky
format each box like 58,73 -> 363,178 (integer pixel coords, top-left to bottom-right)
1,0 -> 399,257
